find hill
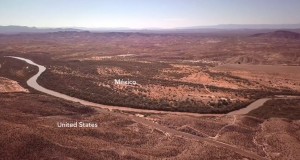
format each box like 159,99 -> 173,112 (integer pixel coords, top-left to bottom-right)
251,30 -> 300,39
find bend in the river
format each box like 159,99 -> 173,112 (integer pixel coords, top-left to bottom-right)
6,56 -> 300,116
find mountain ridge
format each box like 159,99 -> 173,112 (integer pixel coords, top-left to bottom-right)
1,24 -> 300,34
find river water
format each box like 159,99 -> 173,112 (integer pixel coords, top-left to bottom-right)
6,56 -> 300,116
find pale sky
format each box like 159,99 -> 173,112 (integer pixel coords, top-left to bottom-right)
0,0 -> 300,29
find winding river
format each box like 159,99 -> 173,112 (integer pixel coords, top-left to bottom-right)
5,56 -> 278,160
6,56 -> 299,116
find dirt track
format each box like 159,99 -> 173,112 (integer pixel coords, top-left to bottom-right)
7,56 -> 271,160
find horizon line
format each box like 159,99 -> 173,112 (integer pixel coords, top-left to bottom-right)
1,23 -> 300,30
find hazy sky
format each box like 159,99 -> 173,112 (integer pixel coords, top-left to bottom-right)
0,0 -> 300,28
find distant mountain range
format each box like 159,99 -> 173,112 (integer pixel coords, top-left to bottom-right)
0,26 -> 82,34
179,24 -> 300,30
1,24 -> 300,34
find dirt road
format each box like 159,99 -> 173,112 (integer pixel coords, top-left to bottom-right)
6,56 -> 272,160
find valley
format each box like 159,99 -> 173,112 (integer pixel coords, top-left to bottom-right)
1,31 -> 300,160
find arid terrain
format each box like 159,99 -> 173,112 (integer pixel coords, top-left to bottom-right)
0,31 -> 300,159
1,31 -> 300,113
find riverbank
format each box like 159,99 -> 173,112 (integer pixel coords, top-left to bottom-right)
7,56 -> 300,116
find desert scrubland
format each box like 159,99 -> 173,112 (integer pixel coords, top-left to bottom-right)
0,31 -> 300,159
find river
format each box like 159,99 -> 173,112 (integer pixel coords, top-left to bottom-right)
6,56 -> 299,116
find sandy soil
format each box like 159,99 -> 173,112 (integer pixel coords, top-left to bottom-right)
214,64 -> 300,92
0,77 -> 28,93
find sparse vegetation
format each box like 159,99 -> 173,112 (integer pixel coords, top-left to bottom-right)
1,31 -> 300,159
248,99 -> 300,120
